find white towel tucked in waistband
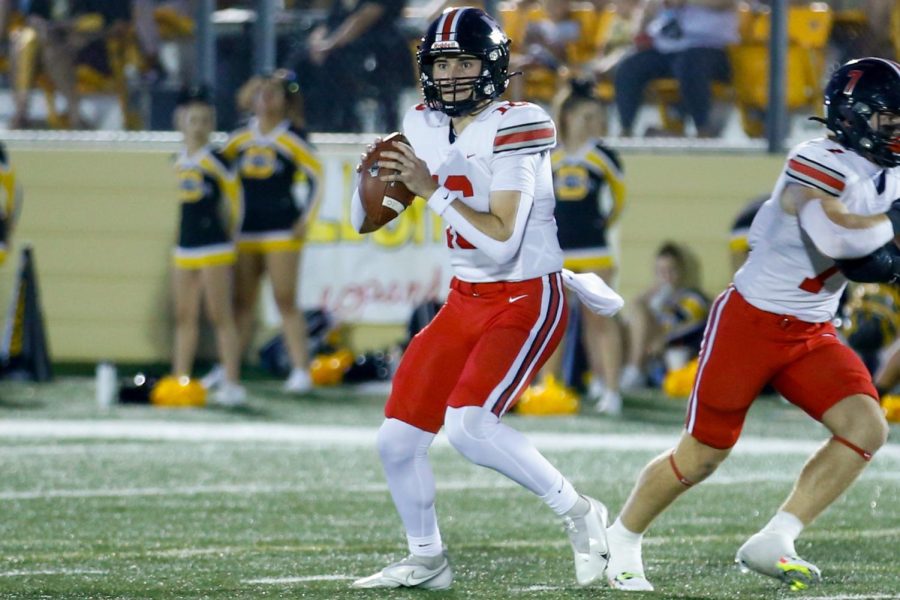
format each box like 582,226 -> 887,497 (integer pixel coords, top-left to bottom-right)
561,269 -> 625,316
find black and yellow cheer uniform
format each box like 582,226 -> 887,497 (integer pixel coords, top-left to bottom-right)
0,142 -> 19,266
222,119 -> 323,253
649,286 -> 710,353
551,139 -> 625,271
174,146 -> 242,269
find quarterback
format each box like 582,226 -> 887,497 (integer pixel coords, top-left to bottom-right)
349,6 -> 616,590
605,57 -> 899,592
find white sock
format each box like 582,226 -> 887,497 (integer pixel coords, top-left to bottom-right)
563,494 -> 590,518
762,510 -> 804,541
443,406 -> 579,516
407,533 -> 444,558
539,474 -> 582,516
607,517 -> 646,576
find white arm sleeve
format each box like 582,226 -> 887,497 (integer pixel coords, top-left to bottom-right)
350,186 -> 366,232
798,200 -> 894,259
426,153 -> 539,264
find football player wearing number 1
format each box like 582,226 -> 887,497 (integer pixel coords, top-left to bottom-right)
605,57 -> 899,593
350,7 -> 612,590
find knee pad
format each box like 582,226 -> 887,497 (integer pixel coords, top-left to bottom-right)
377,418 -> 433,466
444,406 -> 497,461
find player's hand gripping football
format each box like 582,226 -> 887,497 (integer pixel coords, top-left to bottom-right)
377,142 -> 438,199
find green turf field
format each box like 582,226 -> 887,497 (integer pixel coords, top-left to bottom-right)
1,377 -> 898,599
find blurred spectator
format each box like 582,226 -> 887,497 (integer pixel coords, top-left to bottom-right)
728,194 -> 767,273
290,0 -> 413,132
9,0 -> 132,129
132,0 -> 195,84
614,0 -> 737,137
507,0 -> 580,100
828,0 -> 895,63
589,0 -> 647,80
621,241 -> 709,389
841,282 -> 900,375
545,78 -> 627,414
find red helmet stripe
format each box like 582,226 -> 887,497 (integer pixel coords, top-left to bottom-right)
436,8 -> 457,41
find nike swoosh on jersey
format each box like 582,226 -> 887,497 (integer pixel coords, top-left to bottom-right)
508,294 -> 528,303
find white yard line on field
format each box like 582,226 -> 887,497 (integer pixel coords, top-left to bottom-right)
0,568 -> 106,577
1,419 -> 897,459
2,471 -> 898,502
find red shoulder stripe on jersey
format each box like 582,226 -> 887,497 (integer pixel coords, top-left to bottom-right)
494,125 -> 555,153
787,158 -> 846,196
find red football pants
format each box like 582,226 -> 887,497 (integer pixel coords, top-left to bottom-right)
386,273 -> 567,433
686,286 -> 878,449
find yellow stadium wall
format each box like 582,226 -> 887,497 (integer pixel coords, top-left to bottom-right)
3,144 -> 785,362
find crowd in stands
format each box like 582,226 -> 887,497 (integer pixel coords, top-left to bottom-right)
0,1 -> 896,135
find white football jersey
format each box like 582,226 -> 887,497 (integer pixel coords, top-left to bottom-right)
735,137 -> 900,322
403,101 -> 563,282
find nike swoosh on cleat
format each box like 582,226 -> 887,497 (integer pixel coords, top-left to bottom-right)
387,565 -> 445,587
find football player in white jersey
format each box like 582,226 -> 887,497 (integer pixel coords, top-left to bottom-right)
349,7 -> 613,590
605,57 -> 900,592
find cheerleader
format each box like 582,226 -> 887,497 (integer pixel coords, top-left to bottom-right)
172,86 -> 244,405
549,79 -> 627,414
221,70 -> 323,393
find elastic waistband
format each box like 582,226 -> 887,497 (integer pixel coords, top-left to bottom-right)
731,286 -> 830,331
450,275 -> 550,297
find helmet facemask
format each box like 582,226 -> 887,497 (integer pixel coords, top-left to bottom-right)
835,102 -> 900,168
420,54 -> 503,117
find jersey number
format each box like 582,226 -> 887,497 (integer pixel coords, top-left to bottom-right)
436,174 -> 475,249
798,265 -> 840,293
843,69 -> 864,96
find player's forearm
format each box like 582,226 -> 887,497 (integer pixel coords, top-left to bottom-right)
823,205 -> 890,230
798,200 -> 893,259
427,187 -> 530,263
448,201 -> 512,240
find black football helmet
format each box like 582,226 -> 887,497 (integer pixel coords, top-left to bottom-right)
417,7 -> 510,117
822,57 -> 900,167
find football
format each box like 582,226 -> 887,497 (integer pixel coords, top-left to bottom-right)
358,132 -> 416,228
